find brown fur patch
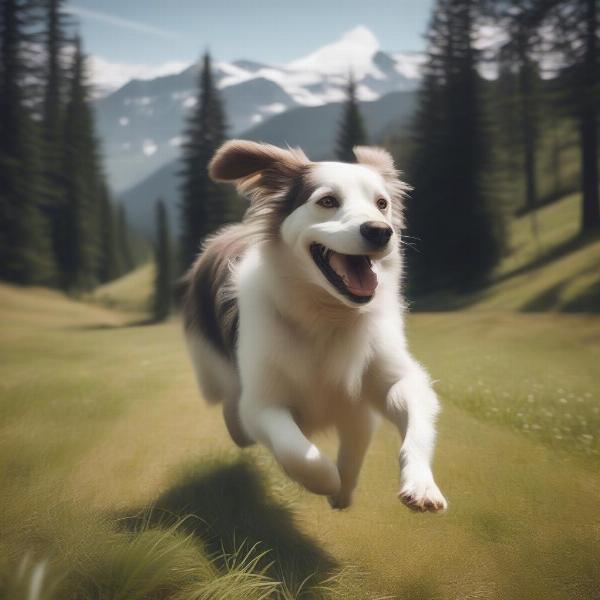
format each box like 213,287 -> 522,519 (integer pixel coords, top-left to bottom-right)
209,140 -> 308,182
209,139 -> 315,240
353,145 -> 410,230
183,223 -> 258,358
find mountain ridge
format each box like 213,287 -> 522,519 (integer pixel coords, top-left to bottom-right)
95,26 -> 422,193
118,89 -> 417,237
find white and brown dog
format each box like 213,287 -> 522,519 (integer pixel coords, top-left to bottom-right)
183,140 -> 447,512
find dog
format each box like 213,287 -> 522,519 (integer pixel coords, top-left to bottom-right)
183,140 -> 447,512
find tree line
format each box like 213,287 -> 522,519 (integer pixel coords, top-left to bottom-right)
4,0 -> 593,313
0,0 -> 135,291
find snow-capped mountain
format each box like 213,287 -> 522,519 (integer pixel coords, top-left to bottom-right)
95,26 -> 423,193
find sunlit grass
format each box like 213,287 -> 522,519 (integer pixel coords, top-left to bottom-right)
415,192 -> 600,312
1,277 -> 599,598
408,312 -> 600,461
86,262 -> 155,314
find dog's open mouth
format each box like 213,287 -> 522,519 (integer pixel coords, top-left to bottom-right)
310,243 -> 378,303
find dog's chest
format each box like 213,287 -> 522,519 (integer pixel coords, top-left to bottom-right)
282,323 -> 372,432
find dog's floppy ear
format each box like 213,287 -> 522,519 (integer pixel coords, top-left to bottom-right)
209,140 -> 309,196
353,145 -> 410,229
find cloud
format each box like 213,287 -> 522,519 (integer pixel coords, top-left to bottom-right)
66,5 -> 180,40
88,56 -> 191,96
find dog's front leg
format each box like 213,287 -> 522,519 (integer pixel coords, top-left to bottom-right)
242,403 -> 341,496
329,406 -> 378,510
384,360 -> 447,512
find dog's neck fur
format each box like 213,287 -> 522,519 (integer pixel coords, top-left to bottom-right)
259,238 -> 403,338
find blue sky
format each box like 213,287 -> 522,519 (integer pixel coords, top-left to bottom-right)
66,1 -> 434,90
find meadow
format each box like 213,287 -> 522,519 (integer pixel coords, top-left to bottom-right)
1,192 -> 599,599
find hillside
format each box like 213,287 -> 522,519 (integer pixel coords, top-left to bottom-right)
414,193 -> 600,312
86,263 -> 155,314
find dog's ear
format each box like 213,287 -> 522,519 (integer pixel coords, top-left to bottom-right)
353,146 -> 396,175
209,140 -> 309,195
353,145 -> 410,229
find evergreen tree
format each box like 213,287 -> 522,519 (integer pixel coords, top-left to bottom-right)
116,204 -> 134,274
179,52 -> 236,271
60,36 -> 102,290
40,0 -> 69,276
494,33 -> 542,244
336,74 -> 368,162
0,0 -> 54,284
495,0 -> 600,232
97,183 -> 121,283
407,0 -> 505,293
152,199 -> 172,322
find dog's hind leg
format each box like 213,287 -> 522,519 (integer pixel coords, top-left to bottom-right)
186,333 -> 254,447
329,406 -> 379,509
384,359 -> 448,513
242,404 -> 340,496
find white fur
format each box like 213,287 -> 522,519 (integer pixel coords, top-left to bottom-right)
186,159 -> 447,511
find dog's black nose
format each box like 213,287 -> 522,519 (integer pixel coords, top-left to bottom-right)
360,221 -> 393,248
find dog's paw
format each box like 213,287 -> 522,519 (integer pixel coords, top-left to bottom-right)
328,491 -> 353,510
398,480 -> 447,513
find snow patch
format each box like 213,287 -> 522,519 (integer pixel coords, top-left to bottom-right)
142,139 -> 158,156
391,53 -> 425,80
287,26 -> 381,80
88,56 -> 191,97
260,102 -> 287,114
118,116 -> 129,126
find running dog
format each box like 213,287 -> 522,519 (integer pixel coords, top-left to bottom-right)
183,140 -> 447,512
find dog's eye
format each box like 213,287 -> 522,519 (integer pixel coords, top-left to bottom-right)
376,198 -> 388,211
317,196 -> 339,209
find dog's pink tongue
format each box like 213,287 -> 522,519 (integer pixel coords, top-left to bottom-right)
329,252 -> 378,296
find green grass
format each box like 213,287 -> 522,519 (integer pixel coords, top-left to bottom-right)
1,281 -> 599,599
86,262 -> 155,314
416,192 -> 600,312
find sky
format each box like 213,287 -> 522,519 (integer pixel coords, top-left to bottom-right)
64,0 -> 434,91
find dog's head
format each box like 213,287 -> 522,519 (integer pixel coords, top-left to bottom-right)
209,140 -> 408,306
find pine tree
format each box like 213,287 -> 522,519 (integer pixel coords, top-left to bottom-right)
494,29 -> 542,244
0,0 -> 54,284
60,36 -> 102,290
495,0 -> 600,232
152,199 -> 172,322
116,204 -> 134,274
336,74 -> 368,162
97,183 -> 121,283
407,0 -> 505,293
40,0 -> 69,276
179,52 -> 237,271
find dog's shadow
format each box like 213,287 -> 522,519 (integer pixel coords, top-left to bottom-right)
119,458 -> 338,592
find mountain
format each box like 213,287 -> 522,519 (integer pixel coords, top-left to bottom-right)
119,89 -> 417,237
95,26 -> 422,193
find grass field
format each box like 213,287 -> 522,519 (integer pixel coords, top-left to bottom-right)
1,278 -> 599,599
